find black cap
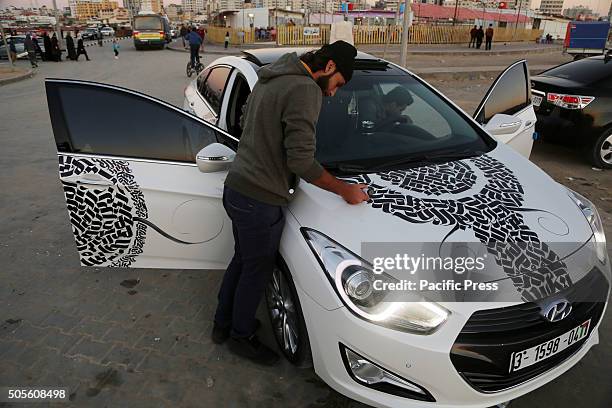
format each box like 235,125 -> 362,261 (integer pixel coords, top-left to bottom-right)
320,40 -> 357,82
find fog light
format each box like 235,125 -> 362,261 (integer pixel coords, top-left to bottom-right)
340,344 -> 435,402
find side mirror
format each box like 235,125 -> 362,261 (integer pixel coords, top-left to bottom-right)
196,143 -> 235,173
484,114 -> 522,136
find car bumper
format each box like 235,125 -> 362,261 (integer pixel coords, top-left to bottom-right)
298,282 -> 606,408
134,39 -> 165,46
535,107 -> 599,142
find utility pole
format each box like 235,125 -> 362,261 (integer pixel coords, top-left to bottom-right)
399,0 -> 410,67
0,20 -> 15,71
52,0 -> 63,49
453,0 -> 459,25
512,0 -> 522,41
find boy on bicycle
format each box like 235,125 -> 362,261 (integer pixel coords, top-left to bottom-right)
185,27 -> 202,68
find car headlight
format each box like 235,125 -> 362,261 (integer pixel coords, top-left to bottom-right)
568,189 -> 607,264
302,228 -> 449,334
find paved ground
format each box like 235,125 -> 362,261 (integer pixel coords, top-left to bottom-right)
0,38 -> 610,408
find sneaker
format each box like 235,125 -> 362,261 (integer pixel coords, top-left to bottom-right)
212,318 -> 261,344
227,334 -> 279,366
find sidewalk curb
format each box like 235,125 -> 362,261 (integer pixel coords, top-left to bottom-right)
0,67 -> 35,86
371,46 -> 563,57
167,44 -> 240,56
83,36 -> 131,47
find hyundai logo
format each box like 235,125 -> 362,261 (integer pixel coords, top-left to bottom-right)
542,299 -> 572,322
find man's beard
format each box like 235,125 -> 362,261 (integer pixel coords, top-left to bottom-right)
316,71 -> 335,94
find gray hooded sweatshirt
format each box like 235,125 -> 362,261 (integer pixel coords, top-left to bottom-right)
224,52 -> 324,206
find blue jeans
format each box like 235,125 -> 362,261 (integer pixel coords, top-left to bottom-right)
214,186 -> 285,338
189,44 -> 200,66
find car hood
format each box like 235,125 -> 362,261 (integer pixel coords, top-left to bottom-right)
289,144 -> 596,303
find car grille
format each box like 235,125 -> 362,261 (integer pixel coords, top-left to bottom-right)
451,267 -> 609,393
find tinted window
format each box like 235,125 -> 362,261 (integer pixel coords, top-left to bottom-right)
134,16 -> 162,30
476,63 -> 529,123
542,57 -> 612,86
196,67 -> 211,95
199,67 -> 231,115
54,84 -> 220,162
315,72 -> 491,166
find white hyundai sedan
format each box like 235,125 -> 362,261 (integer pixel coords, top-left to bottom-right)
46,48 -> 609,408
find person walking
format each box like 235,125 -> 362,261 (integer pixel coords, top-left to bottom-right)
32,34 -> 43,60
180,24 -> 187,48
50,33 -> 61,61
112,38 -> 120,59
485,24 -> 494,51
185,27 -> 202,68
43,32 -> 52,61
8,38 -> 17,63
66,32 -> 77,60
469,25 -> 477,48
24,33 -> 38,68
211,41 -> 367,366
224,31 -> 230,49
475,26 -> 484,49
75,35 -> 90,61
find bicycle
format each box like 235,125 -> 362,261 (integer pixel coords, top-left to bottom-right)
186,59 -> 204,77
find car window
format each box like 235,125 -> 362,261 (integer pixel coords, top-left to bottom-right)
315,72 -> 491,167
51,83 -> 225,162
475,62 -> 529,124
196,67 -> 211,96
199,66 -> 231,115
542,57 -> 612,86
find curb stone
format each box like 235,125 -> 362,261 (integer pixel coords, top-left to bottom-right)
0,67 -> 34,85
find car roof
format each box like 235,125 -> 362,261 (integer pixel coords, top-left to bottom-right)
242,47 -> 379,66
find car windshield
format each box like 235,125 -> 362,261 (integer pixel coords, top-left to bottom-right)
315,69 -> 492,172
134,16 -> 162,31
541,57 -> 612,85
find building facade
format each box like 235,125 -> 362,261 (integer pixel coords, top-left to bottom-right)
182,0 -> 206,13
72,1 -> 119,20
538,0 -> 564,15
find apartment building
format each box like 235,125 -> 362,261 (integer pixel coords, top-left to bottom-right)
539,0 -> 564,15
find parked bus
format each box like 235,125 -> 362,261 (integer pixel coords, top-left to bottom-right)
133,13 -> 171,50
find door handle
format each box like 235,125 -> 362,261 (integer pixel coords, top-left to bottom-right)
525,120 -> 534,128
60,174 -> 113,187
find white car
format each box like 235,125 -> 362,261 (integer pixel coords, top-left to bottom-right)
47,48 -> 609,408
100,26 -> 114,37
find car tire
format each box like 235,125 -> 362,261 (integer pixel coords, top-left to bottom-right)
265,257 -> 313,368
588,129 -> 612,169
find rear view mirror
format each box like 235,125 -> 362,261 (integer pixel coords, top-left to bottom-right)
196,143 -> 235,173
484,114 -> 522,136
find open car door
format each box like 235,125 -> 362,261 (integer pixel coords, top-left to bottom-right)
46,79 -> 238,269
474,60 -> 537,158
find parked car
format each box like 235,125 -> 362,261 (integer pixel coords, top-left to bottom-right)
532,55 -> 612,168
100,26 -> 115,37
0,35 -> 44,60
81,28 -> 100,41
46,49 -> 609,408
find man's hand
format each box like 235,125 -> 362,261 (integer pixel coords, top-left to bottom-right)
311,170 -> 369,205
340,183 -> 369,204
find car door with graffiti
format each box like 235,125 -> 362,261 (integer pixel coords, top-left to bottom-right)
46,79 -> 237,269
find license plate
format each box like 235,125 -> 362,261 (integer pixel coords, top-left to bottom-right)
509,319 -> 590,373
532,95 -> 543,107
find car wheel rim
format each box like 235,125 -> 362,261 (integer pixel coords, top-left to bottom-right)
601,135 -> 612,165
268,267 -> 299,355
